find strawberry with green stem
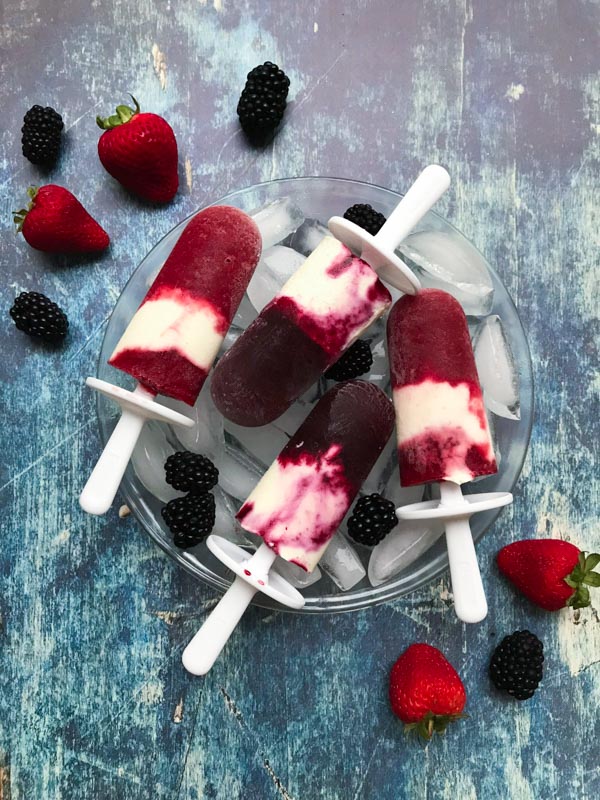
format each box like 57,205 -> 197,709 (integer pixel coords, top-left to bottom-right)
96,95 -> 178,203
13,185 -> 109,253
497,540 -> 600,611
389,643 -> 467,740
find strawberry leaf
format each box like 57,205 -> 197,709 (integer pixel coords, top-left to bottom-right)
583,573 -> 600,587
584,553 -> 600,572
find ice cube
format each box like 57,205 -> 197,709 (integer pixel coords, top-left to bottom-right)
366,336 -> 389,389
215,449 -> 262,501
224,419 -> 289,467
288,219 -> 329,256
246,268 -> 280,314
368,519 -> 445,587
232,294 -> 258,328
319,532 -> 366,591
221,326 -> 242,354
271,401 -> 311,437
132,420 -> 182,503
262,245 -> 306,283
163,377 -> 224,458
246,245 -> 306,312
251,198 -> 305,251
362,435 -> 396,495
473,315 -> 520,420
273,558 -> 322,589
384,472 -> 425,508
212,486 -> 248,545
398,230 -> 494,316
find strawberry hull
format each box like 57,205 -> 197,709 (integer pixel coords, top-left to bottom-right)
109,206 -> 261,405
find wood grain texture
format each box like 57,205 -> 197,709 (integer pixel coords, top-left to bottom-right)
1,1 -> 598,798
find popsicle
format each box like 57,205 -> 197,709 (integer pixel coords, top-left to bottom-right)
212,236 -> 392,425
109,206 -> 262,405
211,165 -> 452,427
387,288 -> 512,623
182,380 -> 395,674
80,206 -> 261,515
388,288 -> 497,486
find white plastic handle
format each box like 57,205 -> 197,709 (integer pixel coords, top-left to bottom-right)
439,481 -> 488,623
182,577 -> 258,675
374,165 -> 451,252
182,543 -> 278,675
80,406 -> 146,515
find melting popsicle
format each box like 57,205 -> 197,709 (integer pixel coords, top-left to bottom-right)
211,235 -> 392,426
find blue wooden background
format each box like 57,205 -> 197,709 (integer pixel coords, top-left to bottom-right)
1,1 -> 598,798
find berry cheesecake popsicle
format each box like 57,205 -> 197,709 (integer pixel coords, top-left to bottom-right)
387,288 -> 497,486
211,235 -> 392,426
238,379 -> 396,571
182,380 -> 395,674
80,206 -> 261,515
109,205 -> 261,405
387,288 -> 510,624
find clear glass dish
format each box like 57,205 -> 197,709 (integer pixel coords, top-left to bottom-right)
96,176 -> 533,613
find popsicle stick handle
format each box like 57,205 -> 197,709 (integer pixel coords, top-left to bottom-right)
182,577 -> 258,675
444,516 -> 488,623
79,408 -> 146,515
374,165 -> 450,252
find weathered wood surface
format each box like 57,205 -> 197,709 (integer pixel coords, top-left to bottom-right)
1,1 -> 598,798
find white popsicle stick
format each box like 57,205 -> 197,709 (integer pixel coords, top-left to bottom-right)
439,481 -> 487,624
396,485 -> 513,624
80,378 -> 195,516
182,537 -> 305,676
328,164 -> 451,293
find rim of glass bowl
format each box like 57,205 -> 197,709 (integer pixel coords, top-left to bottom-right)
96,176 -> 534,614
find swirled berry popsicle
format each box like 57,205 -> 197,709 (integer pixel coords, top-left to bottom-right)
387,288 -> 497,486
109,206 -> 261,405
211,235 -> 392,426
236,380 -> 395,572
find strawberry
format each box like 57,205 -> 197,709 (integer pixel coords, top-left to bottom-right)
96,96 -> 178,203
497,539 -> 600,611
13,185 -> 110,253
389,643 -> 466,740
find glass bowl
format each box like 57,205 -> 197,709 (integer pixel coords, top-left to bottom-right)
96,177 -> 533,613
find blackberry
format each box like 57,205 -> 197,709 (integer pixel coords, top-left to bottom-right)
347,493 -> 398,546
325,340 -> 373,381
10,292 -> 68,342
237,61 -> 290,142
165,451 -> 218,494
161,493 -> 216,548
21,105 -> 64,165
489,630 -> 544,700
343,204 -> 387,236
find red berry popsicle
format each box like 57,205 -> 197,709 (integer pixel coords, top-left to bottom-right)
237,379 -> 395,571
387,288 -> 497,487
211,236 -> 392,426
80,205 -> 261,516
182,379 -> 394,675
109,206 -> 261,405
387,288 -> 509,624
